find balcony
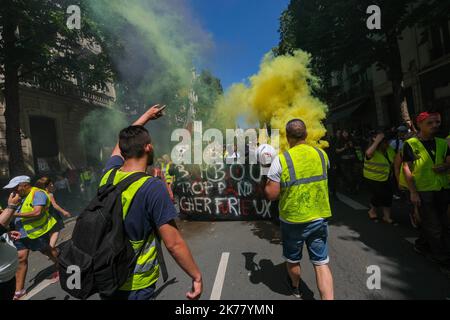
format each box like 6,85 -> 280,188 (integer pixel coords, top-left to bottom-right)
20,76 -> 115,107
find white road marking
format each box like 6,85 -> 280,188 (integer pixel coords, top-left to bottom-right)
337,192 -> 369,210
21,278 -> 59,300
210,252 -> 230,300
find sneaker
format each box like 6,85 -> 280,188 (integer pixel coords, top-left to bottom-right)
13,289 -> 26,300
393,194 -> 401,200
286,276 -> 301,299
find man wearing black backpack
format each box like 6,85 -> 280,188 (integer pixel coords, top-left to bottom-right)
60,105 -> 203,300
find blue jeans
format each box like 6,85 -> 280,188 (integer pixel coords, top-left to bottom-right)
280,219 -> 330,265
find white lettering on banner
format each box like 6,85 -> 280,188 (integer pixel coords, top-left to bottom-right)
192,182 -> 204,195
229,197 -> 240,216
230,164 -> 245,181
250,164 -> 262,182
218,182 -> 227,195
206,164 -> 226,182
254,200 -> 272,218
238,181 -> 253,197
215,198 -> 228,214
175,165 -> 190,180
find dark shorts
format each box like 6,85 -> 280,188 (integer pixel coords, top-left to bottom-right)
365,178 -> 393,207
14,233 -> 51,252
100,284 -> 156,300
50,210 -> 65,232
280,219 -> 330,265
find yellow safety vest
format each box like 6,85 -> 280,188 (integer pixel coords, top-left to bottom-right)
279,144 -> 332,224
99,170 -> 159,291
363,146 -> 396,182
19,187 -> 57,240
80,171 -> 93,183
165,163 -> 174,184
399,137 -> 448,192
446,135 -> 450,189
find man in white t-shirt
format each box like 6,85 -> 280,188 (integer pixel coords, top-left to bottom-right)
0,193 -> 21,300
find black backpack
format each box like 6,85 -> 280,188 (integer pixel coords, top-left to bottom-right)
59,169 -> 150,300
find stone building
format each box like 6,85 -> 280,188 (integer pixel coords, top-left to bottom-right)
0,76 -> 115,180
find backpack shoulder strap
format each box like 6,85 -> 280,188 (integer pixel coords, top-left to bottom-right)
114,172 -> 150,194
106,168 -> 118,186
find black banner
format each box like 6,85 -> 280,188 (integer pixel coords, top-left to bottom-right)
172,164 -> 278,220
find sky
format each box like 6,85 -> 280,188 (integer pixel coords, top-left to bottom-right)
189,0 -> 290,91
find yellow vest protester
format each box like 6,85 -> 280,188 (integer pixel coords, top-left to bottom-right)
279,144 -> 332,224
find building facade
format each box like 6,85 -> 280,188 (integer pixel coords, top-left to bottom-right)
327,19 -> 450,134
0,77 -> 115,180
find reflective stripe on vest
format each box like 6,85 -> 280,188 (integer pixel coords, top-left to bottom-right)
279,145 -> 332,224
399,137 -> 448,192
363,146 -> 395,182
281,147 -> 328,188
99,169 -> 159,291
19,187 -> 57,240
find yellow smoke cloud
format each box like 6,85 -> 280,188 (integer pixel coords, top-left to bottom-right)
215,50 -> 329,151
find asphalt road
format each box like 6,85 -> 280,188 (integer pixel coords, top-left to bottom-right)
20,192 -> 450,300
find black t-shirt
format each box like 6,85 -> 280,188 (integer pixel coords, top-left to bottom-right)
336,138 -> 357,160
403,139 -> 450,163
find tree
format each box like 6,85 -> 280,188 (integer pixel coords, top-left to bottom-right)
277,0 -> 450,123
0,0 -> 114,176
193,70 -> 223,126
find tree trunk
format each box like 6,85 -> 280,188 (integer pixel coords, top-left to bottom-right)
386,32 -> 414,129
3,10 -> 26,177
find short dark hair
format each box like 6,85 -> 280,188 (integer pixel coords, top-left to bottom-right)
286,119 -> 307,140
35,176 -> 52,189
119,126 -> 152,160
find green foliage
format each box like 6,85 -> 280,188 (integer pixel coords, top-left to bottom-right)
0,0 -> 114,90
277,0 -> 450,83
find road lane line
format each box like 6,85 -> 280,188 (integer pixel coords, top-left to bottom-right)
337,192 -> 369,210
210,252 -> 230,300
21,278 -> 59,300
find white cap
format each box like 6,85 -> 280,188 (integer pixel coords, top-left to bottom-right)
257,144 -> 277,166
3,176 -> 31,189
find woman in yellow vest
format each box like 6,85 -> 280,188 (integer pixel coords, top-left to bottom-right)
364,131 -> 397,225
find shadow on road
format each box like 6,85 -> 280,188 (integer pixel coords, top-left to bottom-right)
242,252 -> 315,300
248,220 -> 282,245
153,277 -> 179,299
328,196 -> 450,299
27,265 -> 57,293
